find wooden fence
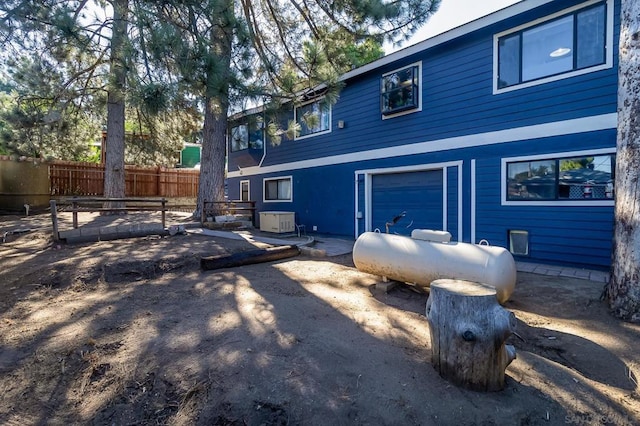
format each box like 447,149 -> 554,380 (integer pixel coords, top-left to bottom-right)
49,161 -> 200,198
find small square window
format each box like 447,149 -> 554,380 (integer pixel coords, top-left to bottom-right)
509,230 -> 529,256
381,63 -> 421,116
295,100 -> 330,138
230,119 -> 264,152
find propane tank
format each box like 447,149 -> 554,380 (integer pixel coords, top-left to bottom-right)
353,232 -> 516,304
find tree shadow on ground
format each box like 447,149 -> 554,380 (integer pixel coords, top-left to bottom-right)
510,320 -> 637,391
0,233 -> 638,425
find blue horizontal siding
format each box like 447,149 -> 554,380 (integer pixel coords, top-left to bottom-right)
228,127 -> 616,268
227,0 -> 619,270
473,130 -> 616,268
246,0 -> 619,169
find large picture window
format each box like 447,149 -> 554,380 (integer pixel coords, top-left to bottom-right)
497,2 -> 607,90
295,100 -> 330,138
507,153 -> 615,201
264,177 -> 292,202
381,64 -> 420,116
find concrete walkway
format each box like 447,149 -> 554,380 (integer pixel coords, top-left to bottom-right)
188,228 -> 354,257
516,261 -> 609,284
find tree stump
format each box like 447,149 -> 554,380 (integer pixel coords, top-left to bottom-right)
426,279 -> 517,391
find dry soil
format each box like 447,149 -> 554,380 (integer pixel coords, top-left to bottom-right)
0,214 -> 638,425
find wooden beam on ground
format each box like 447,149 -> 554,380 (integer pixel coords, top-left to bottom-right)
200,245 -> 300,270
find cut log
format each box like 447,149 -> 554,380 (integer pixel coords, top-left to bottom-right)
200,245 -> 300,270
426,279 -> 517,391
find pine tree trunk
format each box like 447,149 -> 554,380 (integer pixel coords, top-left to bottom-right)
103,0 -> 128,204
607,0 -> 640,322
194,15 -> 233,219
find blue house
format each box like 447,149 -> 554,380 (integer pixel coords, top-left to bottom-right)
226,0 -> 618,270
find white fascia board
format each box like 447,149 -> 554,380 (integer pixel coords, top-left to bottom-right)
339,0 -> 553,83
230,0 -> 552,119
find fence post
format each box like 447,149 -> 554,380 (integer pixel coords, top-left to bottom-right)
72,198 -> 79,229
50,200 -> 59,241
161,198 -> 166,229
157,166 -> 161,197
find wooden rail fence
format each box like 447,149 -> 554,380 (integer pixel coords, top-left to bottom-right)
49,161 -> 200,198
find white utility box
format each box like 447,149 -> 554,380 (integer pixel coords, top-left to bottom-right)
259,211 -> 295,233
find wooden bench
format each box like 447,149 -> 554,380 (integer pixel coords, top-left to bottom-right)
201,200 -> 256,227
50,197 -> 168,242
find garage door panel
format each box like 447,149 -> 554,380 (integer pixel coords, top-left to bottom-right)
371,170 -> 444,235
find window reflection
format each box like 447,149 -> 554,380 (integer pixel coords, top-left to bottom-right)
381,65 -> 419,115
522,15 -> 573,82
230,120 -> 264,151
230,125 -> 248,152
296,100 -> 330,137
497,3 -> 606,89
507,154 -> 615,201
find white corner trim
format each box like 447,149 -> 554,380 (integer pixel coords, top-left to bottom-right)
442,168 -> 448,232
458,164 -> 463,243
471,159 -> 476,244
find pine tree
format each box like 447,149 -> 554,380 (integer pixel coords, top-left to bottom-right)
0,0 -> 194,167
145,0 -> 440,218
2,0 -> 440,211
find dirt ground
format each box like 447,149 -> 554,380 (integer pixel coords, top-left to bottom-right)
0,214 -> 638,426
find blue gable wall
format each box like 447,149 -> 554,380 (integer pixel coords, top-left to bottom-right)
227,0 -> 619,270
238,0 -> 618,169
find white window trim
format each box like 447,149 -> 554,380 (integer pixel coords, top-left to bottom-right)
240,179 -> 250,201
500,147 -> 616,206
263,175 -> 293,203
381,61 -> 423,120
493,0 -> 614,95
294,98 -> 332,141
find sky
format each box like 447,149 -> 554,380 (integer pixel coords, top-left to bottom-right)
387,0 -> 522,53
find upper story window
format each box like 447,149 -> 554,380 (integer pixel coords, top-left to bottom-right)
381,62 -> 421,117
295,99 -> 331,139
230,125 -> 248,152
230,119 -> 264,152
505,151 -> 615,203
495,0 -> 611,93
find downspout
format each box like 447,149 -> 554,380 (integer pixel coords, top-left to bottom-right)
258,137 -> 266,167
258,108 -> 267,167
